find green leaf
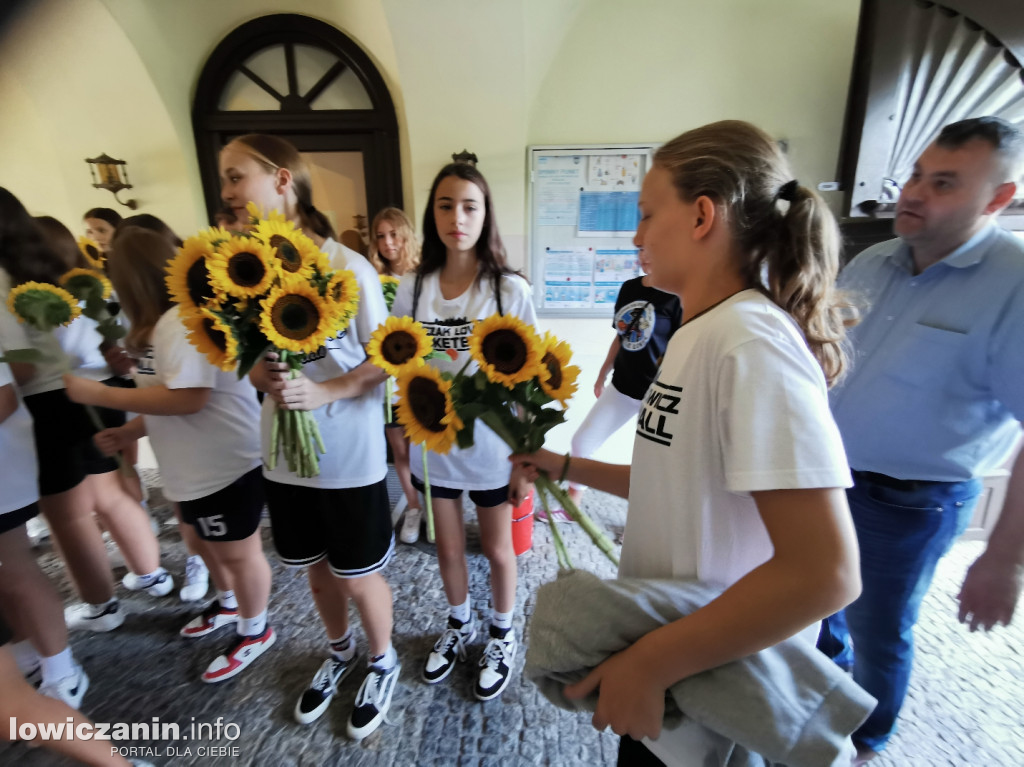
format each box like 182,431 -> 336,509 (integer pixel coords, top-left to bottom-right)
236,340 -> 272,380
0,347 -> 44,363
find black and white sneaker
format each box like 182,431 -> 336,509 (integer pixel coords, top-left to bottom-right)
474,627 -> 517,701
346,661 -> 400,740
294,655 -> 359,725
422,618 -> 476,684
64,600 -> 124,633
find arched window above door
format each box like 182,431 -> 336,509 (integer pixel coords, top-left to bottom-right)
193,14 -> 402,230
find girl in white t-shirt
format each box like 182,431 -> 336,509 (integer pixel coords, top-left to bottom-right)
224,133 -> 398,740
368,207 -> 424,544
515,121 -> 861,766
0,189 -> 171,638
390,162 -> 535,702
64,227 -> 275,684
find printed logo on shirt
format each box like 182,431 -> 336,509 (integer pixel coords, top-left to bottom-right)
137,346 -> 156,377
615,301 -> 655,352
300,330 -> 348,365
422,317 -> 473,353
636,379 -> 681,446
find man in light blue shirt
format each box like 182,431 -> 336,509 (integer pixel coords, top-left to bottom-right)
821,117 -> 1024,762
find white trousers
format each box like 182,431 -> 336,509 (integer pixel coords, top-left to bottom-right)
569,383 -> 641,491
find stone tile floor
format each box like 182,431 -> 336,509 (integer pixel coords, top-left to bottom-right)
1,472 -> 1020,766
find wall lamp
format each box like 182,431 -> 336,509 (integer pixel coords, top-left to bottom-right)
85,153 -> 138,209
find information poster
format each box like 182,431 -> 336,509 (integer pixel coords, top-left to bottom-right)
529,145 -> 655,316
543,246 -> 594,308
593,249 -> 639,304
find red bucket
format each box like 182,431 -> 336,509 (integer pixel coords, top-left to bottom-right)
511,490 -> 534,556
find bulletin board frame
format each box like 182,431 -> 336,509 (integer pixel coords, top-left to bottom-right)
527,143 -> 657,318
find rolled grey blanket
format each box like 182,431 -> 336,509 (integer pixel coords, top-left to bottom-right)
524,569 -> 875,767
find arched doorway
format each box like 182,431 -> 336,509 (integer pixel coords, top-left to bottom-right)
192,14 -> 401,249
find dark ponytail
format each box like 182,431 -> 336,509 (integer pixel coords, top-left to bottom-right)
0,188 -> 68,285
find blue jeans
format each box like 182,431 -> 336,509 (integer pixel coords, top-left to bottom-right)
817,474 -> 980,751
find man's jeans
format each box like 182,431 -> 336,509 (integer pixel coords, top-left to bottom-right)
817,473 -> 980,751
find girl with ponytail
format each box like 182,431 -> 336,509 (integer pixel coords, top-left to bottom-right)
514,120 -> 861,764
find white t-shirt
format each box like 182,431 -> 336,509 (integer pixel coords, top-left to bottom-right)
391,270 -> 538,491
135,309 -> 262,502
620,290 -> 851,767
0,269 -> 68,397
57,312 -> 112,382
260,239 -> 388,489
0,356 -> 39,515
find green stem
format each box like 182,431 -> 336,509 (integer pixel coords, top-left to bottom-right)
537,474 -> 619,567
478,409 -> 524,453
422,448 -> 435,543
385,378 -> 394,424
268,403 -> 280,471
538,484 -> 572,570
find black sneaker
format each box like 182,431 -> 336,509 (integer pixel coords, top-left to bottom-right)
422,617 -> 476,684
474,627 -> 517,701
346,661 -> 400,740
295,655 -> 359,725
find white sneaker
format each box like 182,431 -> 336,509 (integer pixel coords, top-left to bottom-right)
39,663 -> 89,710
179,556 -> 210,602
474,628 -> 517,701
65,601 -> 125,633
399,507 -> 422,544
26,515 -> 49,546
294,655 -> 359,725
122,568 -> 174,597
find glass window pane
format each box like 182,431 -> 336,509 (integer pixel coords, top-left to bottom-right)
294,44 -> 372,110
218,70 -> 281,111
243,45 -> 289,97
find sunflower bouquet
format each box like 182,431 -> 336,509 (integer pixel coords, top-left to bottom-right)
368,311 -> 618,567
165,204 -> 360,478
1,281 -> 81,366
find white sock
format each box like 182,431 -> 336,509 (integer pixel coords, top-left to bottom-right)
237,610 -> 267,637
40,647 -> 76,685
491,608 -> 514,632
10,639 -> 40,674
329,630 -> 356,662
132,566 -> 167,586
218,590 -> 238,610
370,643 -> 397,671
450,596 -> 471,626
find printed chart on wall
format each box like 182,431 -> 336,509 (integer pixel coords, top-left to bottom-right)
528,144 -> 655,316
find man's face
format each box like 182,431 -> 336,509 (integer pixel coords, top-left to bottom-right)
895,138 -> 1007,253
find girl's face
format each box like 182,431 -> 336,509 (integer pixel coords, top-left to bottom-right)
433,176 -> 486,256
375,220 -> 403,263
633,166 -> 697,295
219,145 -> 288,224
84,218 -> 115,252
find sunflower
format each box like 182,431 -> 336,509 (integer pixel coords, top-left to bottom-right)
538,332 -> 580,406
6,281 -> 81,329
77,236 -> 105,270
252,218 -> 324,278
324,269 -> 360,323
60,268 -> 112,301
367,316 -> 433,377
395,365 -> 463,454
181,308 -> 238,372
379,274 -> 400,311
166,236 -> 220,314
207,237 -> 277,299
195,226 -> 235,248
468,313 -> 544,388
260,282 -> 337,354
245,201 -> 287,226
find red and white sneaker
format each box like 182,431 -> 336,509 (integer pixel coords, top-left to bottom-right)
180,601 -> 239,638
201,626 -> 276,683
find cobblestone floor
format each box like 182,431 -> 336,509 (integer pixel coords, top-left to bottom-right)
1,472 -> 1020,766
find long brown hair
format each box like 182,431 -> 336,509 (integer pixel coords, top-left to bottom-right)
654,120 -> 854,386
0,188 -> 67,286
226,134 -> 336,241
34,215 -> 89,270
368,207 -> 419,276
106,227 -> 175,355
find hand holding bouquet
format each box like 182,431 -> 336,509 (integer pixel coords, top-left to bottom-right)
166,203 -> 360,478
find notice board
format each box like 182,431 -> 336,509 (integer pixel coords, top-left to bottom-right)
527,144 -> 656,317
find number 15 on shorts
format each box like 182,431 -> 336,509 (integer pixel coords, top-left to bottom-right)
197,514 -> 227,538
